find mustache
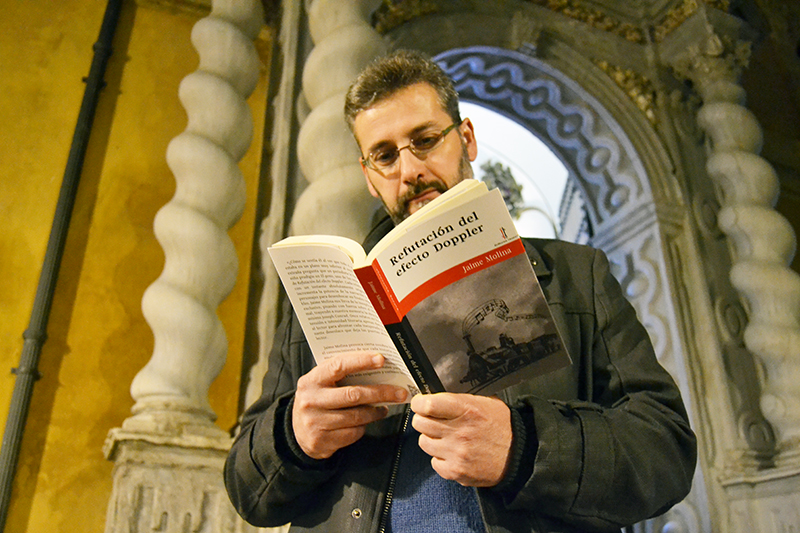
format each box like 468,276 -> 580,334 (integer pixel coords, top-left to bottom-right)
397,180 -> 448,212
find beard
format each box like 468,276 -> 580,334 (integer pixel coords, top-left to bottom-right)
383,144 -> 474,225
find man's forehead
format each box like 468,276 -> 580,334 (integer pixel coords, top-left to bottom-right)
352,83 -> 450,147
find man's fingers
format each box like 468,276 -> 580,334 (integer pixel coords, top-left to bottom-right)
297,381 -> 407,411
295,425 -> 368,460
329,405 -> 389,430
337,382 -> 406,407
410,412 -> 449,438
292,351 -> 409,459
408,394 -> 513,487
292,400 -> 392,459
416,432 -> 442,458
298,404 -> 388,432
313,352 -> 385,385
410,392 -> 465,419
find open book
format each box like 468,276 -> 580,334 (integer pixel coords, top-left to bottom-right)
268,179 -> 571,399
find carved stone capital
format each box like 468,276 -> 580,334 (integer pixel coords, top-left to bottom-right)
660,6 -> 753,102
520,0 -> 646,43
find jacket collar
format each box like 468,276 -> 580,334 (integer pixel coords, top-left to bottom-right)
362,214 -> 394,254
522,238 -> 551,278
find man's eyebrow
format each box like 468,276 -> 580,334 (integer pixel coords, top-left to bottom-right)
408,121 -> 439,136
365,139 -> 393,155
365,121 -> 440,153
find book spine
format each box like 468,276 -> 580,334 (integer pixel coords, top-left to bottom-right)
354,263 -> 402,325
385,317 -> 445,394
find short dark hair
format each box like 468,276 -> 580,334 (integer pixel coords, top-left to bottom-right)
344,49 -> 461,132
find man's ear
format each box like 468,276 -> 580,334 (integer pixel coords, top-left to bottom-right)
363,166 -> 380,199
460,118 -> 478,162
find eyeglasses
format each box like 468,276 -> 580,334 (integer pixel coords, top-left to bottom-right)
360,121 -> 461,173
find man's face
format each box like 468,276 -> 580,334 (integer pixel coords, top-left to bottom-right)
353,82 -> 478,224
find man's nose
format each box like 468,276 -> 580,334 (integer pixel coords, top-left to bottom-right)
396,146 -> 426,184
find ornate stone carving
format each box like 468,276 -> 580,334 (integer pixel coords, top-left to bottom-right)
372,0 -> 439,34
665,84 -> 778,471
655,0 -> 732,43
669,32 -> 751,103
692,195 -> 724,239
521,0 -> 645,44
724,467 -> 800,533
509,10 -> 543,53
663,9 -> 800,458
593,60 -> 657,124
104,434 -> 261,533
372,0 -> 647,43
437,47 -> 645,228
611,240 -> 672,363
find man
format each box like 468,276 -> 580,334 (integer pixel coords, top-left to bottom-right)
224,50 -> 697,533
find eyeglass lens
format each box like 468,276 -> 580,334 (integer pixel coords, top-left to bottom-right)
366,123 -> 458,170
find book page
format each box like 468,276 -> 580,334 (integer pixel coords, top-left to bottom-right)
268,244 -> 419,395
269,234 -> 367,266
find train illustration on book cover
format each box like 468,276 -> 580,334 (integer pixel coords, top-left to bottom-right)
459,299 -> 562,393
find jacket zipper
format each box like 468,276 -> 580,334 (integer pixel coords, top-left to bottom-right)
377,406 -> 411,533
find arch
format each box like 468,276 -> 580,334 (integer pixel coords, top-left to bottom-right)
435,46 -> 652,232
432,45 -> 679,367
423,45 -> 710,532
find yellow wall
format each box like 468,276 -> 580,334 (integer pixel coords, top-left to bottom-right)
0,1 -> 269,531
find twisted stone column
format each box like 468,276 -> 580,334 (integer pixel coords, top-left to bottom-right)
105,2 -> 265,532
291,0 -> 386,241
706,118 -> 800,454
126,0 -> 263,434
245,0 -> 387,425
666,10 -> 800,457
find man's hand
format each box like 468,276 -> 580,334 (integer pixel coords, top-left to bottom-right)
410,393 -> 512,487
292,353 -> 408,460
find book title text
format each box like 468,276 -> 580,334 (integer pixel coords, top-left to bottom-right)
389,211 -> 483,277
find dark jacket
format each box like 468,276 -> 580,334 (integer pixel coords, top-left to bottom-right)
224,219 -> 697,532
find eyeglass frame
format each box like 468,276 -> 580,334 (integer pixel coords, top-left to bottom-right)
359,120 -> 463,175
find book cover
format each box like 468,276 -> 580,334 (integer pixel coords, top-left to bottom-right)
268,180 -> 571,398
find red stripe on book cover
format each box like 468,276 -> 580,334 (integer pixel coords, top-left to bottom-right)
354,263 -> 402,324
397,238 -> 526,317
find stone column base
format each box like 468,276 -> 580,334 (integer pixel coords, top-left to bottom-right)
103,428 -> 262,533
722,458 -> 800,532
